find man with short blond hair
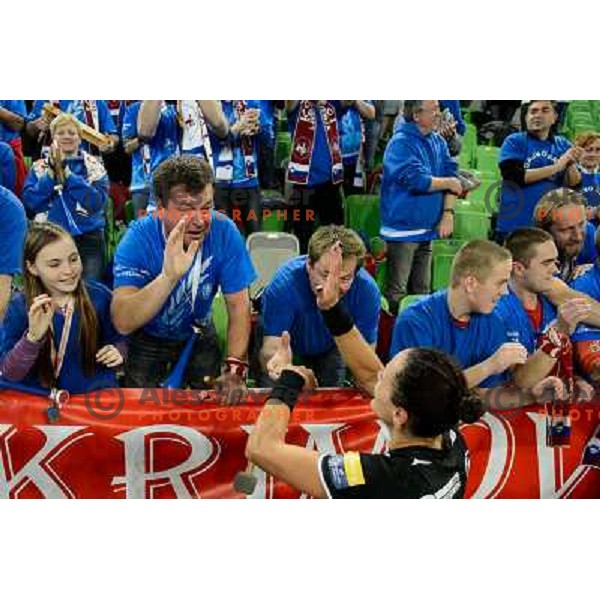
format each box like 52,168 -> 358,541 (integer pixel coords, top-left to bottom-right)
259,225 -> 380,387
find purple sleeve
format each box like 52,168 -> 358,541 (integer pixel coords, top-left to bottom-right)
0,334 -> 43,381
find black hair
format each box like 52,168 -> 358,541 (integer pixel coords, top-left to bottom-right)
390,348 -> 483,437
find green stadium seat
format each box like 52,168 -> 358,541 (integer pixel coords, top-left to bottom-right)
212,292 -> 228,355
344,194 -> 381,241
475,145 -> 500,175
459,123 -> 477,169
275,132 -> 292,168
399,294 -> 425,313
453,201 -> 491,241
431,239 -> 464,291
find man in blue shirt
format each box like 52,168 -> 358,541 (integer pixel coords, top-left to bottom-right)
111,156 -> 256,398
390,239 -> 533,409
210,101 -> 263,236
0,142 -> 16,193
0,185 -> 27,320
259,225 -> 381,387
496,101 -> 581,239
380,100 -> 462,316
286,100 -> 351,253
122,101 -> 181,218
495,228 -> 592,401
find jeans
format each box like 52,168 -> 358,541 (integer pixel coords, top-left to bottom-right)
287,182 -> 344,253
215,185 -> 263,236
123,323 -> 221,389
385,240 -> 432,314
258,142 -> 277,190
75,229 -> 106,282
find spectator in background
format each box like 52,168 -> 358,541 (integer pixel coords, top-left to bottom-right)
22,113 -> 109,282
379,101 -> 404,148
111,156 -> 256,397
26,100 -> 118,158
0,100 -> 27,196
0,222 -> 125,393
122,100 -> 181,217
209,100 -> 263,236
177,100 -> 229,166
286,101 -> 349,253
574,131 -> 600,221
259,226 -> 380,388
0,142 -> 16,193
496,100 -> 581,240
0,185 -> 27,320
533,188 -> 592,283
339,101 -> 376,197
380,100 -> 461,316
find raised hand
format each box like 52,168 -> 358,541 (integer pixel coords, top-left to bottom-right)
314,242 -> 343,310
266,331 -> 293,381
490,342 -> 528,374
162,219 -> 200,284
27,294 -> 55,342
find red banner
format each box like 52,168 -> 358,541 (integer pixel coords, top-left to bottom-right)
0,388 -> 599,498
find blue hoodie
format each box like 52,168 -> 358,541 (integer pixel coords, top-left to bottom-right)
380,122 -> 458,242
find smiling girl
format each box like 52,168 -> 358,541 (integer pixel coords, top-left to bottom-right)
0,222 -> 126,393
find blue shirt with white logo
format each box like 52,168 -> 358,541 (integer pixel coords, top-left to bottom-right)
113,212 -> 256,340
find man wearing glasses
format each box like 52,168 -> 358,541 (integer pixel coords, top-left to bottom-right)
258,225 -> 381,387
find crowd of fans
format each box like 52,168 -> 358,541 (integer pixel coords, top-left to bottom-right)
1,98 -> 600,418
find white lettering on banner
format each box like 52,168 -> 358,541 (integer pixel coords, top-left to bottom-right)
0,424 -> 90,499
112,426 -> 217,499
467,413 -> 515,499
526,412 -> 557,498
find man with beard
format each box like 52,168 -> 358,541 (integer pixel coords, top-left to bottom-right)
111,156 -> 256,399
533,188 -> 590,283
258,225 -> 380,387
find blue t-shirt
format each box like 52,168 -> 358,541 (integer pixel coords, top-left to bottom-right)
390,290 -> 509,388
261,256 -> 381,357
0,100 -> 26,142
113,212 -> 256,340
494,288 -> 557,355
121,101 -> 180,192
339,101 -> 373,164
576,222 -> 598,266
287,101 -> 345,187
580,169 -> 600,209
497,132 -> 572,233
0,142 -> 15,193
0,185 -> 27,275
210,100 -> 260,189
570,263 -> 600,342
0,282 -> 124,393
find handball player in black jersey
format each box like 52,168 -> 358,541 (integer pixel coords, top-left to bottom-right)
245,243 -> 484,498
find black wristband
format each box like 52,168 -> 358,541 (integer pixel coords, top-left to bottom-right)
320,302 -> 354,336
268,369 -> 306,411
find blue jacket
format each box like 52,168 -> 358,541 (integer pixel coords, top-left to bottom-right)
380,122 -> 458,242
22,151 -> 108,235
